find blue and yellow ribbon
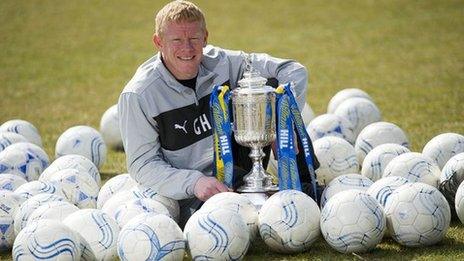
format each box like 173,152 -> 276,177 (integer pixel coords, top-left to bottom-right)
210,85 -> 234,188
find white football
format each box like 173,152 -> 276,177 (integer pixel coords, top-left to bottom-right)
97,173 -> 137,209
0,173 -> 27,191
327,88 -> 373,114
306,113 -> 355,144
313,136 -> 359,186
0,119 -> 42,147
439,152 -> 464,206
27,200 -> 79,226
355,122 -> 409,165
49,168 -> 99,208
383,152 -> 441,187
0,189 -> 25,207
55,125 -> 107,169
361,143 -> 410,182
14,193 -> 65,235
184,208 -> 249,260
118,213 -> 185,261
0,132 -> 28,153
114,198 -> 170,228
366,176 -> 410,208
455,181 -> 464,224
41,154 -> 101,186
63,209 -> 120,261
320,174 -> 374,209
302,102 -> 315,126
0,142 -> 49,181
14,180 -> 63,201
0,190 -> 22,251
259,190 -> 320,253
131,186 -> 180,222
100,104 -> 123,150
12,219 -> 81,260
423,132 -> 464,170
320,189 -> 386,253
333,97 -> 382,138
384,182 -> 451,246
201,192 -> 258,240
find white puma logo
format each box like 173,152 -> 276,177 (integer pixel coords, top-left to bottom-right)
174,120 -> 188,134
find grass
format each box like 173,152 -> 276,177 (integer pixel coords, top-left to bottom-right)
0,0 -> 463,260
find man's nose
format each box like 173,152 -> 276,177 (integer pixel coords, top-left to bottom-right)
182,39 -> 194,50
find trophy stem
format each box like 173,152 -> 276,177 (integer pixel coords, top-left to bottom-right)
237,146 -> 278,194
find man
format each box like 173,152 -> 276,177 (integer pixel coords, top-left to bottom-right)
118,0 -> 316,227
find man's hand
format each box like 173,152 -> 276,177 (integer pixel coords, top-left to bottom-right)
193,176 -> 229,201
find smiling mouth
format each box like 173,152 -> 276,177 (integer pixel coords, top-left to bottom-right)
179,56 -> 194,61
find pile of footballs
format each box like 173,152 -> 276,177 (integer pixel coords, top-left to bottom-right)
0,88 -> 463,260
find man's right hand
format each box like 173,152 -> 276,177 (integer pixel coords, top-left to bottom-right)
193,176 -> 229,201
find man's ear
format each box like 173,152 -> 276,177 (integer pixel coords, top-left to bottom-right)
153,34 -> 162,49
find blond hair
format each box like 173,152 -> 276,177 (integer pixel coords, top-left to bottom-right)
155,1 -> 206,36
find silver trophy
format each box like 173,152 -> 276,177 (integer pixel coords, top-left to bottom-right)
231,55 -> 279,209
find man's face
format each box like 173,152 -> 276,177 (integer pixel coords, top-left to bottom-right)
153,21 -> 208,80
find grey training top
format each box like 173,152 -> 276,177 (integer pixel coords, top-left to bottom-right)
118,45 -> 308,200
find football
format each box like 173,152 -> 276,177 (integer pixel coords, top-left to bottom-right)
184,208 -> 249,260
63,209 -> 120,261
41,154 -> 101,187
100,104 -> 123,150
12,219 -> 81,260
0,174 -> 27,191
114,198 -> 170,228
320,189 -> 386,253
327,88 -> 373,114
131,186 -> 180,222
382,152 -> 441,187
313,136 -> 359,186
0,190 -> 22,251
456,181 -> 464,224
366,176 -> 410,208
27,200 -> 79,225
320,174 -> 374,209
384,182 -> 451,247
49,168 -> 99,208
439,153 -> 464,207
55,125 -> 107,169
0,119 -> 42,147
13,193 -> 65,235
0,142 -> 49,181
201,192 -> 258,240
361,143 -> 410,182
355,121 -> 409,165
14,180 -> 63,200
306,113 -> 356,144
118,213 -> 185,261
333,97 -> 382,138
422,132 -> 464,170
97,173 -> 137,209
0,132 -> 27,153
258,190 -> 320,253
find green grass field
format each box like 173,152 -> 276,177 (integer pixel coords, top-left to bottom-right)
1,0 -> 463,260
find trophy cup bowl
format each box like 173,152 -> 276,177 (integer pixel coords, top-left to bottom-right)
231,69 -> 279,209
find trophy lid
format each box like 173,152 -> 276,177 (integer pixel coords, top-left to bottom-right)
235,54 -> 274,94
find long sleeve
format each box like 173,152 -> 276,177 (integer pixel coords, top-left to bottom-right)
250,52 -> 308,110
118,92 -> 203,200
220,47 -> 308,111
